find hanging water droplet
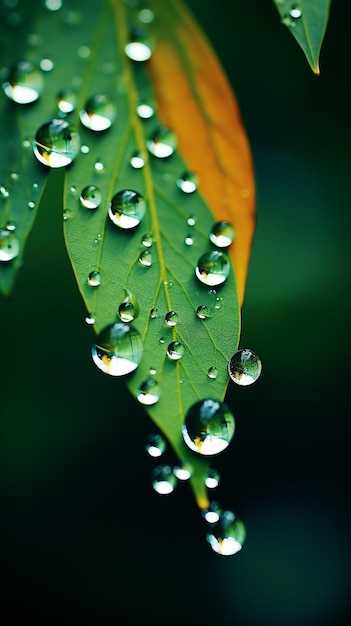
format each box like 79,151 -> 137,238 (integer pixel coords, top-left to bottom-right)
141,232 -> 153,248
176,170 -> 198,194
207,366 -> 218,379
125,28 -> 153,61
146,126 -> 177,158
33,119 -> 80,168
195,251 -> 230,287
136,100 -> 155,119
209,221 -> 234,248
80,94 -> 116,131
138,249 -> 152,267
184,235 -> 194,246
79,185 -> 102,210
196,305 -> 213,320
205,468 -> 220,489
187,215 -> 196,227
164,311 -> 178,327
228,348 -> 262,386
91,322 -> 143,376
151,465 -> 177,495
215,296 -> 223,310
0,228 -> 20,261
206,510 -> 246,556
2,60 -> 43,104
166,341 -> 184,361
137,378 -> 160,405
57,88 -> 77,114
202,501 -> 222,524
87,270 -> 101,287
150,307 -> 159,319
10,172 -> 19,181
85,312 -> 96,325
173,462 -> 192,481
130,150 -> 145,169
108,189 -> 146,230
182,398 -> 235,456
146,433 -> 166,458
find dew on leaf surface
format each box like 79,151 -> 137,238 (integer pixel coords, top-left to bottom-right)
108,189 -> 146,229
228,348 -> 262,386
0,228 -> 20,261
33,119 -> 80,167
57,88 -> 77,114
137,378 -> 160,405
151,465 -> 177,494
166,341 -> 184,361
176,170 -> 198,194
94,159 -> 105,171
87,270 -> 101,287
187,215 -> 196,226
182,399 -> 235,456
146,126 -> 177,158
207,366 -> 218,379
139,8 -> 154,24
138,249 -> 152,267
2,60 -> 43,104
196,304 -> 213,320
146,433 -> 166,458
205,468 -> 220,489
141,232 -> 153,247
195,250 -> 230,287
80,94 -> 116,131
91,322 -> 143,376
79,185 -> 102,210
164,311 -> 178,327
118,288 -> 138,322
150,307 -> 159,319
206,510 -> 246,556
209,220 -> 234,248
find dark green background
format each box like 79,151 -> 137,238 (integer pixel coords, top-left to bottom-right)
1,1 -> 350,624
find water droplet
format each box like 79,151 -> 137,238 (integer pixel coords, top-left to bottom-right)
80,94 -> 116,131
184,235 -> 194,246
44,0 -> 62,9
146,126 -> 177,158
94,159 -> 105,171
150,307 -> 159,319
139,8 -> 154,23
0,228 -> 20,261
136,100 -> 154,119
202,501 -> 221,524
176,170 -> 198,194
196,304 -> 213,320
5,220 -> 16,231
141,232 -> 153,248
78,45 -> 91,58
173,463 -> 192,481
118,289 -> 139,322
166,341 -> 184,361
33,119 -> 80,168
2,60 -> 43,103
81,144 -> 90,154
137,378 -> 160,405
0,185 -> 10,198
57,88 -> 77,114
138,249 -> 152,267
149,367 -> 157,375
87,270 -> 101,287
28,200 -> 36,209
209,221 -> 234,248
289,4 -> 302,19
164,311 -> 178,327
85,312 -> 96,325
130,150 -> 145,169
214,296 -> 223,310
40,58 -> 54,72
207,366 -> 218,379
206,510 -> 246,556
79,185 -> 102,210
228,349 -> 262,386
159,337 -> 165,344
187,215 -> 196,227
151,465 -> 177,495
195,251 -> 230,287
91,322 -> 143,376
125,29 -> 153,61
205,468 -> 220,489
146,433 -> 166,457
108,189 -> 146,230
182,398 -> 235,456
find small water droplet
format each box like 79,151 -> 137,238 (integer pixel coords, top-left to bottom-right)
91,322 -> 143,376
289,4 -> 302,19
141,232 -> 153,248
33,119 -> 80,168
0,185 -> 10,198
0,228 -> 20,261
146,126 -> 177,158
81,144 -> 90,154
5,220 -> 16,231
130,150 -> 145,169
80,94 -> 116,131
139,8 -> 154,23
57,88 -> 77,114
70,186 -> 77,193
214,296 -> 223,310
176,170 -> 198,194
137,378 -> 160,405
118,289 -> 138,322
78,45 -> 91,58
184,235 -> 194,246
28,200 -> 36,209
187,215 -> 196,227
138,249 -> 152,267
94,159 -> 105,171
150,307 -> 159,319
85,312 -> 96,325
166,341 -> 184,361
79,185 -> 102,210
87,270 -> 101,287
202,501 -> 221,524
159,337 -> 165,344
146,433 -> 166,457
173,463 -> 192,481
196,305 -> 213,320
182,398 -> 235,455
195,251 -> 230,287
164,311 -> 178,327
108,189 -> 146,229
136,100 -> 155,119
125,28 -> 153,61
2,60 -> 43,103
209,221 -> 234,248
40,58 -> 54,72
206,510 -> 246,556
228,348 -> 262,386
207,366 -> 218,379
205,468 -> 220,489
151,465 -> 177,494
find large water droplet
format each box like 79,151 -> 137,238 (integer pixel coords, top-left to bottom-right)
206,510 -> 246,556
166,341 -> 184,361
0,228 -> 20,261
146,433 -> 166,457
79,185 -> 102,210
182,398 -> 235,455
91,322 -> 143,376
228,348 -> 262,386
80,94 -> 116,131
33,119 -> 80,167
108,189 -> 146,230
57,88 -> 77,114
2,60 -> 43,104
176,170 -> 198,194
125,28 -> 153,61
195,251 -> 230,287
164,311 -> 178,327
146,126 -> 177,158
150,307 -> 159,319
137,378 -> 160,405
209,221 -> 234,248
151,465 -> 177,494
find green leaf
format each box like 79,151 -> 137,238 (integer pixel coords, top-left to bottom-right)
273,0 -> 331,74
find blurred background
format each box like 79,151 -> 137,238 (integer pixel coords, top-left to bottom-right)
1,0 -> 350,624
